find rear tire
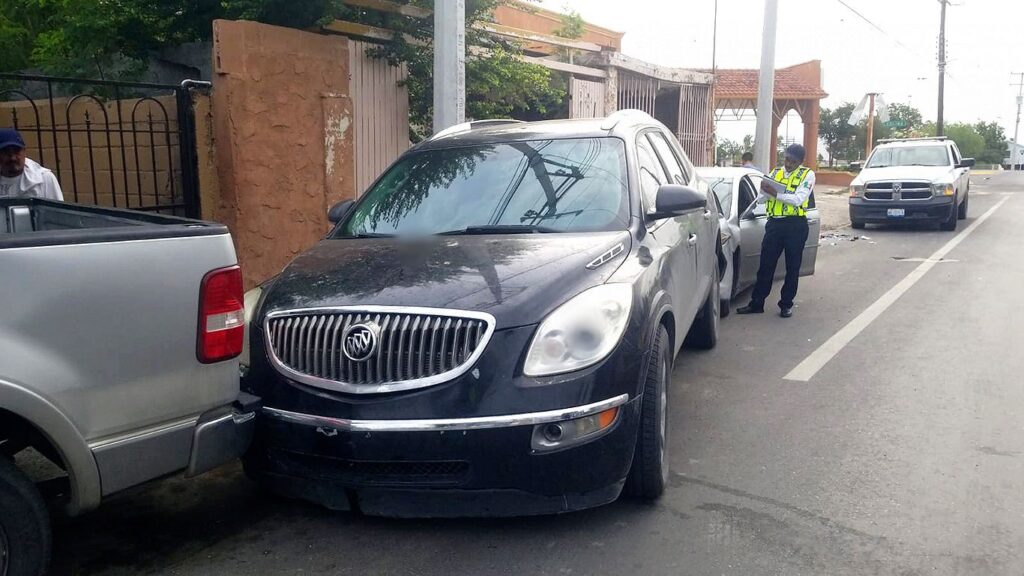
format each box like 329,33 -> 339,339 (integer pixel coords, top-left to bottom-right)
0,457 -> 51,576
851,221 -> 866,230
684,265 -> 720,350
957,191 -> 969,220
624,325 -> 671,501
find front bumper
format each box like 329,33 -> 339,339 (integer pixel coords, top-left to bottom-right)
245,395 -> 641,517
849,196 -> 955,223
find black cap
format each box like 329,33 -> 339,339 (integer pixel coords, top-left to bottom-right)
784,144 -> 806,162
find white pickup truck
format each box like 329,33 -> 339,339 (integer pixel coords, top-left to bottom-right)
849,137 -> 973,231
1,198 -> 257,576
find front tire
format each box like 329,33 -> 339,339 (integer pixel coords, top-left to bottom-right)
957,190 -> 969,220
624,325 -> 671,501
851,220 -> 866,230
684,265 -> 720,350
0,457 -> 51,576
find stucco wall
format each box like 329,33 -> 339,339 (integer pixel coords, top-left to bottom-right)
211,19 -> 355,289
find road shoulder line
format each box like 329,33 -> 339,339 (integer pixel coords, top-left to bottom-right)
784,196 -> 1010,382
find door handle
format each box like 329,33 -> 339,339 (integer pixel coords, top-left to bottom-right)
703,209 -> 712,220
687,233 -> 698,246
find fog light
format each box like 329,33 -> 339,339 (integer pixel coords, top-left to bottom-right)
531,406 -> 620,453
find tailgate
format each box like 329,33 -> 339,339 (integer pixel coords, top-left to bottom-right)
0,232 -> 239,442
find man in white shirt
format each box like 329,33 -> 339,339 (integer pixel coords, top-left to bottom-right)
0,128 -> 64,201
736,144 -> 815,318
741,151 -> 760,172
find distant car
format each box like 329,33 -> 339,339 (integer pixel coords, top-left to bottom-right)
243,110 -> 723,517
696,166 -> 821,314
849,137 -> 972,231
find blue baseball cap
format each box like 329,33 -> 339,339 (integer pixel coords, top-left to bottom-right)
0,128 -> 26,150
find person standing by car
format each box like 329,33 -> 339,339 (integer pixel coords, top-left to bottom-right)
737,144 -> 814,318
741,151 -> 760,172
0,128 -> 64,200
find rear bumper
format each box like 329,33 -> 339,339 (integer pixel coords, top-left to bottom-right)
186,392 -> 261,477
244,395 -> 641,517
849,196 -> 955,223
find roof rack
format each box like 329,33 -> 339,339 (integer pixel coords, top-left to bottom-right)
600,109 -> 656,130
877,136 -> 949,144
429,119 -> 525,141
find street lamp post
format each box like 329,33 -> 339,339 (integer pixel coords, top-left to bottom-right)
433,0 -> 466,133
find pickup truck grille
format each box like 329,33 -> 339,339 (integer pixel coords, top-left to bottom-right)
864,181 -> 932,201
264,308 -> 494,394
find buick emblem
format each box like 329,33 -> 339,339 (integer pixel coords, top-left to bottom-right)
342,322 -> 380,362
892,182 -> 902,193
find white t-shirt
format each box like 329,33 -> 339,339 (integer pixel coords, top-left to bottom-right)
0,158 -> 64,201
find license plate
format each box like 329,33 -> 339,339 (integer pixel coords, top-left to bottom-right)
887,208 -> 905,218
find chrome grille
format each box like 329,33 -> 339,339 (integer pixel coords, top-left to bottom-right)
864,181 -> 932,201
265,308 -> 494,394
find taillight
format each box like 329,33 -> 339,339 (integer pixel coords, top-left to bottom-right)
198,265 -> 244,363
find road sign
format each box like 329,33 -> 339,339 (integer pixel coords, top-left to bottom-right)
884,119 -> 908,129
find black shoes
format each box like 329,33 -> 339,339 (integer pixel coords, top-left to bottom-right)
780,307 -> 793,318
736,304 -> 764,315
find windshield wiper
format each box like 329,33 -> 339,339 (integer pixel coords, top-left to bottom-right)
340,232 -> 396,238
436,224 -> 559,235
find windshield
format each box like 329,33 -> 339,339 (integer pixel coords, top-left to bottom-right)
706,177 -> 734,215
337,138 -> 629,237
866,145 -> 950,168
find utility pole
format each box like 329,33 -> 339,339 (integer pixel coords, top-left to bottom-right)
433,0 -> 465,133
1012,73 -> 1024,170
754,0 -> 779,171
936,0 -> 947,136
865,93 -> 877,159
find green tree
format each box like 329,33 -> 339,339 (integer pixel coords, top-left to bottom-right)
715,137 -> 741,165
974,121 -> 1007,164
944,123 -> 985,160
2,0 -> 566,141
819,102 -> 856,167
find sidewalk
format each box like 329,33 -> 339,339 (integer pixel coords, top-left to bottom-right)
815,184 -> 851,231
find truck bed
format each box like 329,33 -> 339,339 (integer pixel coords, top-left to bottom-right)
1,198 -> 227,249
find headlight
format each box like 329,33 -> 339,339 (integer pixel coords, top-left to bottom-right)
932,182 -> 955,196
240,285 -> 263,373
850,184 -> 865,198
524,283 -> 632,377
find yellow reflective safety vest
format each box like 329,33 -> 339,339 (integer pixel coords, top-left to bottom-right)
767,166 -> 812,218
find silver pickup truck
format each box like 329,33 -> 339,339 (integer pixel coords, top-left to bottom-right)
0,199 -> 257,576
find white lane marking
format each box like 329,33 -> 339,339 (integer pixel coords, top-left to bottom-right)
784,196 -> 1011,382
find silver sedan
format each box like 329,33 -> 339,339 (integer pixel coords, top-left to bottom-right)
697,166 -> 821,315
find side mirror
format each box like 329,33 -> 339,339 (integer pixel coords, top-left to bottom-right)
849,161 -> 863,171
958,158 -> 975,168
742,202 -> 766,220
328,199 -> 355,225
648,184 -> 706,221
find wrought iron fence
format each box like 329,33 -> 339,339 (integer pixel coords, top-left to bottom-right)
0,74 -> 203,217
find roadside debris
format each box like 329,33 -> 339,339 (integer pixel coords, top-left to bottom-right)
820,232 -> 873,245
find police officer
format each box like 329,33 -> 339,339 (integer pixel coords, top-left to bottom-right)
737,144 -> 814,318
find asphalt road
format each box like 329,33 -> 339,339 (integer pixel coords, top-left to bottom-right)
51,172 -> 1024,575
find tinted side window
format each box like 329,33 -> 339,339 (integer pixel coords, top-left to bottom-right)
636,135 -> 667,213
647,132 -> 687,185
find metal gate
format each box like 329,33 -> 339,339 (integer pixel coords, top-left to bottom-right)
570,78 -> 606,119
0,74 -> 202,217
677,83 -> 713,167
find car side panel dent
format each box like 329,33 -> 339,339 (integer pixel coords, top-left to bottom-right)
0,378 -> 101,515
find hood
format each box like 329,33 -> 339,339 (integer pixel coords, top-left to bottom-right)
854,165 -> 955,184
261,232 -> 632,329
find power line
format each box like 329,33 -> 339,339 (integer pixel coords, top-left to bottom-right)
832,0 -> 930,61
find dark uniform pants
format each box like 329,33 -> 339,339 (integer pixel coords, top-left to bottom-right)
750,216 -> 809,309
